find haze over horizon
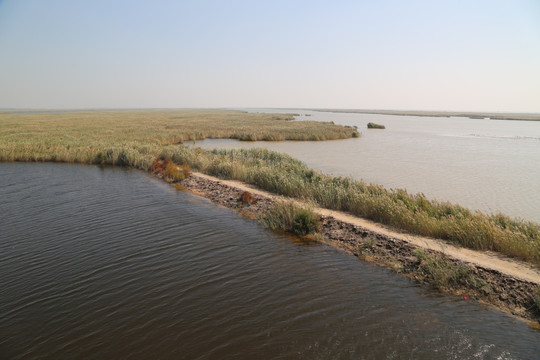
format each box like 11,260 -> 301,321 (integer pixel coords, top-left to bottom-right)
1,0 -> 539,112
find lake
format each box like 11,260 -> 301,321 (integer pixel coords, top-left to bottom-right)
192,109 -> 540,222
1,163 -> 539,359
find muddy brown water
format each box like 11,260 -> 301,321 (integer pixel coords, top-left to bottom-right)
1,163 -> 539,359
193,109 -> 540,223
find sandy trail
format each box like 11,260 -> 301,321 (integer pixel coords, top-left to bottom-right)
193,172 -> 540,285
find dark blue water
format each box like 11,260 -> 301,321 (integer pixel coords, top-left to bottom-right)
0,163 -> 538,359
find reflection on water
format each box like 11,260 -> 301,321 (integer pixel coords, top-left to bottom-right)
1,163 -> 539,359
191,109 -> 540,222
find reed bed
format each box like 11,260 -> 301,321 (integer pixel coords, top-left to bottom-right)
0,109 -> 358,148
2,109 -> 539,266
367,122 -> 385,129
0,109 -> 357,168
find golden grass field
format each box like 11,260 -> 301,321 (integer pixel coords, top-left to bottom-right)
0,109 -> 358,167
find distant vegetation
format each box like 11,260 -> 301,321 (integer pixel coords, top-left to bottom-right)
1,109 -> 539,266
0,109 -> 359,158
367,122 -> 385,129
314,109 -> 540,121
0,108 -> 358,172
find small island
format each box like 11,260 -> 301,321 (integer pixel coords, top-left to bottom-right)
367,122 -> 385,129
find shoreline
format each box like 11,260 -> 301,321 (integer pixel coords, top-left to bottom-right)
311,109 -> 540,121
168,171 -> 540,325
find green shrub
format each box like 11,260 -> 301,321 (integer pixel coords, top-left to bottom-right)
367,122 -> 385,129
293,209 -> 321,235
260,201 -> 320,235
413,249 -> 486,290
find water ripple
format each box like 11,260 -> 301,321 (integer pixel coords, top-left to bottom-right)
1,163 -> 538,359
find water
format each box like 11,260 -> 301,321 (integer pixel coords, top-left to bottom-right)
1,163 -> 539,359
192,109 -> 540,222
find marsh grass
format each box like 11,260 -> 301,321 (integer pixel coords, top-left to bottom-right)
260,201 -> 321,235
0,109 -> 358,155
413,249 -> 488,291
0,109 -> 358,172
168,147 -> 540,266
367,122 -> 385,129
2,109 -> 539,266
357,237 -> 375,256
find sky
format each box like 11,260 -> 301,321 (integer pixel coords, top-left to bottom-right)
0,0 -> 539,111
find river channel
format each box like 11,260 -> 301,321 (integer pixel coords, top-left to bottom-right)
1,163 -> 539,359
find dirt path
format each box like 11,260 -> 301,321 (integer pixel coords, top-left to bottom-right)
192,172 -> 540,285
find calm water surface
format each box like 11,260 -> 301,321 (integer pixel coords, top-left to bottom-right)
1,163 -> 539,359
193,109 -> 540,222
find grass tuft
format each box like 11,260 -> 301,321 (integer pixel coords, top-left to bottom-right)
367,122 -> 385,129
151,158 -> 190,182
413,249 -> 487,290
534,288 -> 540,311
165,162 -> 185,182
293,208 -> 321,235
260,201 -> 321,235
181,163 -> 192,177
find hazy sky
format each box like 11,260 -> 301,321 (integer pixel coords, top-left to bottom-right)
1,0 -> 539,111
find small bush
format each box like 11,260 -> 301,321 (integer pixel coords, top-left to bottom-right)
414,248 -> 426,261
293,209 -> 320,235
357,238 -> 375,255
413,249 -> 485,290
260,201 -> 320,235
239,191 -> 258,205
165,162 -> 185,182
367,122 -> 385,129
534,288 -> 540,311
151,158 -> 167,172
151,158 -> 191,182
